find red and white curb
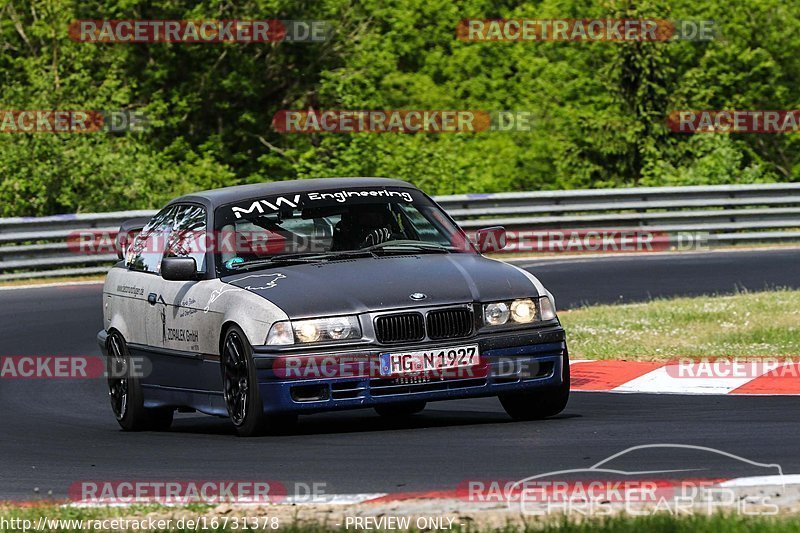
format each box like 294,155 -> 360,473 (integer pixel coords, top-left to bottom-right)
570,359 -> 800,395
300,475 -> 800,504
58,474 -> 800,507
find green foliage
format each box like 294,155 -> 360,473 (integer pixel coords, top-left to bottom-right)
0,0 -> 797,215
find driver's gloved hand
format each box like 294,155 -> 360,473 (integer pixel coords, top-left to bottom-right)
362,227 -> 392,247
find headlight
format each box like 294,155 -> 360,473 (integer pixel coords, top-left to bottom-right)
510,298 -> 536,323
482,297 -> 556,327
295,322 -> 321,343
483,302 -> 510,326
266,316 -> 362,345
327,317 -> 356,340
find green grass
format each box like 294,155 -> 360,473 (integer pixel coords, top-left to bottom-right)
560,289 -> 800,360
3,505 -> 800,532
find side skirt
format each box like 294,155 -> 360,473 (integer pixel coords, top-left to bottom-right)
128,343 -> 227,417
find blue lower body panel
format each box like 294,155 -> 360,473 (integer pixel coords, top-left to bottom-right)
254,331 -> 568,415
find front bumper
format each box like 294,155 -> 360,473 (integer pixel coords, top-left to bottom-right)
252,326 -> 568,414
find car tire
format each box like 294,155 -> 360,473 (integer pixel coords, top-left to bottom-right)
221,326 -> 296,437
107,331 -> 174,431
498,353 -> 570,421
374,401 -> 427,418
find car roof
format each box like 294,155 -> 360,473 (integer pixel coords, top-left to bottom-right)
168,177 -> 418,209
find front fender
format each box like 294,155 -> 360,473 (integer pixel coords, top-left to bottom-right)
203,279 -> 290,351
103,267 -> 137,342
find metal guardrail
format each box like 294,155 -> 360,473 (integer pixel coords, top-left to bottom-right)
1,183 -> 799,280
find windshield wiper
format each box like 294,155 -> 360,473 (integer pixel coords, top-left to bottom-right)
229,250 -> 378,271
229,243 -> 449,271
363,241 -> 454,254
314,250 -> 377,260
229,253 -> 326,271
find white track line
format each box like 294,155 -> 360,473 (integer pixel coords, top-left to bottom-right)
612,365 -> 757,395
718,475 -> 800,487
0,280 -> 104,291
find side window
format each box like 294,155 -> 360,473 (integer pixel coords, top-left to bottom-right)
126,207 -> 176,273
166,205 -> 207,272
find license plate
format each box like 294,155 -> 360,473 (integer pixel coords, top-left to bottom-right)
379,345 -> 480,377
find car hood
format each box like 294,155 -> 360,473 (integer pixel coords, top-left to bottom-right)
221,253 -> 542,318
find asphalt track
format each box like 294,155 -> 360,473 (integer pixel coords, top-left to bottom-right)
1,248 -> 798,501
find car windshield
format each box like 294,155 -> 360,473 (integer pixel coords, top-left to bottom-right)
214,186 -> 474,274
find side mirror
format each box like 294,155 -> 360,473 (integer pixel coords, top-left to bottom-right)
474,226 -> 507,253
160,257 -> 198,281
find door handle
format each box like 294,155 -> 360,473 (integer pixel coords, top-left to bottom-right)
147,293 -> 158,306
